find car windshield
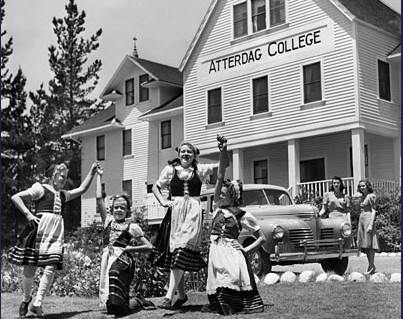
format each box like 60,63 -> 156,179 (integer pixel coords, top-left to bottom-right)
242,189 -> 293,206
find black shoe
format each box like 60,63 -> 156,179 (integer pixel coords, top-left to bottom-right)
19,296 -> 32,317
134,293 -> 156,310
172,295 -> 188,309
160,298 -> 172,309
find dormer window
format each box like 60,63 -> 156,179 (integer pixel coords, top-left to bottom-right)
233,0 -> 286,39
139,74 -> 149,102
125,78 -> 134,105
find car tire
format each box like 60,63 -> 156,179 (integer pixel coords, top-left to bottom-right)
245,244 -> 272,277
320,257 -> 348,275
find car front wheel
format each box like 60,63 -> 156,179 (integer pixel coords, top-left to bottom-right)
320,257 -> 348,275
245,245 -> 272,277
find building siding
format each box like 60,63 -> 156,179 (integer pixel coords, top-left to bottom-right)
183,0 -> 360,154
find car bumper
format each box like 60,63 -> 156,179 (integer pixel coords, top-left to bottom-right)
271,238 -> 358,262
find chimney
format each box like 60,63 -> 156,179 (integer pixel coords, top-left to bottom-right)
132,36 -> 138,58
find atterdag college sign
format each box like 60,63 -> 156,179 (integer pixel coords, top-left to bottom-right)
198,20 -> 334,86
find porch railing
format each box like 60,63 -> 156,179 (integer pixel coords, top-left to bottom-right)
296,178 -> 400,199
138,178 -> 400,223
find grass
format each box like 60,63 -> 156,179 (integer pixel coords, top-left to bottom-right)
2,283 -> 400,319
2,255 -> 400,319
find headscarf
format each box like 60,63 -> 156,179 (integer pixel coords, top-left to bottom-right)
175,141 -> 200,156
43,163 -> 69,181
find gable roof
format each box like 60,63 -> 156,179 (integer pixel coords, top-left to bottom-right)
336,0 -> 400,35
61,103 -> 123,138
179,0 -> 400,71
139,95 -> 183,121
101,55 -> 182,98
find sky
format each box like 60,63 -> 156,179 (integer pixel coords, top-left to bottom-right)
2,0 -> 401,102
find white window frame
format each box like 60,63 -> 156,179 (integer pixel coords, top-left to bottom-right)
232,0 -> 287,40
206,87 -> 224,125
299,58 -> 325,106
253,158 -> 269,184
250,73 -> 270,115
376,58 -> 392,102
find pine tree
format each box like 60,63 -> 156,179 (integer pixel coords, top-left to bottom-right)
41,0 -> 105,232
1,0 -> 35,246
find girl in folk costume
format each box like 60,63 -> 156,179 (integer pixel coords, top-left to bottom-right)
9,162 -> 98,318
204,139 -> 266,315
96,166 -> 153,317
149,136 -> 228,309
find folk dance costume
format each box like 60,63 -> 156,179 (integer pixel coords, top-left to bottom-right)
206,209 -> 264,315
99,215 -> 144,315
9,183 -> 71,270
149,162 -> 217,272
357,193 -> 380,253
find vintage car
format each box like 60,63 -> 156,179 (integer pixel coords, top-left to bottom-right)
200,184 -> 357,276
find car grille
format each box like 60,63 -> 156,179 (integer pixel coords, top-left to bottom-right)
288,228 -> 313,243
320,228 -> 334,240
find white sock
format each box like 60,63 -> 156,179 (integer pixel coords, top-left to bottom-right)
34,266 -> 55,307
22,275 -> 34,302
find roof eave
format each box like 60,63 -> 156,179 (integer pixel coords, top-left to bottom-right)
179,0 -> 219,72
139,106 -> 183,121
61,122 -> 125,140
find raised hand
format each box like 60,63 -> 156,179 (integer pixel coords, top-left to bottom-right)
217,134 -> 228,152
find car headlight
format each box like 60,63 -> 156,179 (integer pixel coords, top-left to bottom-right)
340,222 -> 352,238
272,225 -> 285,240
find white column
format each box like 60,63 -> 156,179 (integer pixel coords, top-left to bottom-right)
287,139 -> 300,198
351,128 -> 365,188
232,148 -> 244,182
393,137 -> 401,185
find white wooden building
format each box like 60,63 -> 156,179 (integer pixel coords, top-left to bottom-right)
178,0 -> 400,196
63,0 -> 400,227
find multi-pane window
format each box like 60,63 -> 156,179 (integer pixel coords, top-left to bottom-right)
139,74 -> 149,102
233,0 -> 285,38
303,62 -> 322,104
253,76 -> 268,114
254,160 -> 268,184
207,88 -> 222,124
125,78 -> 134,105
269,0 -> 286,27
122,180 -> 132,202
161,120 -> 172,149
122,129 -> 132,156
252,0 -> 266,32
234,2 -> 247,38
97,135 -> 105,160
378,60 -> 391,101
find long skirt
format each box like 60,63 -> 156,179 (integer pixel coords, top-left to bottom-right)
102,250 -> 135,317
357,211 -> 380,252
8,213 -> 64,270
148,205 -> 205,272
207,238 -> 264,315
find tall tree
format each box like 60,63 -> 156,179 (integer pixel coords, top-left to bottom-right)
40,0 -> 104,232
1,0 -> 34,246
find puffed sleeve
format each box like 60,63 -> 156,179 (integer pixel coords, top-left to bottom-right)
196,163 -> 219,182
240,212 -> 260,233
322,192 -> 329,206
155,165 -> 174,189
368,193 -> 376,209
129,223 -> 145,238
27,182 -> 45,201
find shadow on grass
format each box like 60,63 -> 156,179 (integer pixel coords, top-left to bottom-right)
161,304 -> 274,317
25,309 -> 94,319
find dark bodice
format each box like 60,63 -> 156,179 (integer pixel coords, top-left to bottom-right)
170,165 -> 202,197
103,221 -> 132,248
34,186 -> 66,215
210,209 -> 246,240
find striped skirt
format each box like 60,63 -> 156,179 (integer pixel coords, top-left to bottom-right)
206,239 -> 264,315
148,208 -> 206,272
8,213 -> 64,270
